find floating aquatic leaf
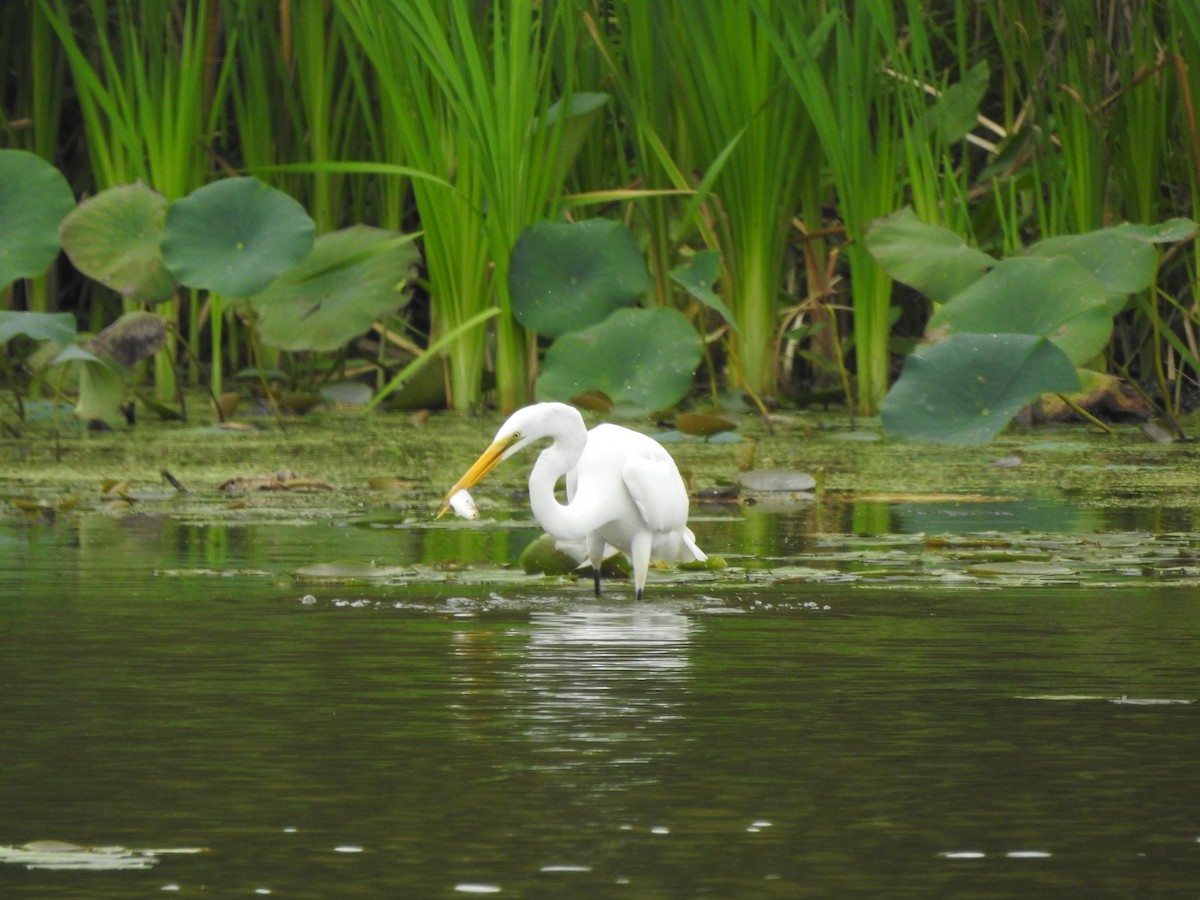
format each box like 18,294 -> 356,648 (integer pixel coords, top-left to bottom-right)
218,471 -> 334,493
966,561 -> 1076,577
321,381 -> 373,407
518,533 -> 631,578
367,477 -> 415,491
675,411 -> 739,437
294,560 -> 397,582
0,841 -> 205,872
737,469 -> 817,492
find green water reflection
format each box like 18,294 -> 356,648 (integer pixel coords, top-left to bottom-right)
1,510 -> 1198,897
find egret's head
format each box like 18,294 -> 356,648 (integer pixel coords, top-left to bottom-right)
436,403 -> 583,517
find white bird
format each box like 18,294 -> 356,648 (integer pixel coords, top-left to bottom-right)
437,402 -> 706,600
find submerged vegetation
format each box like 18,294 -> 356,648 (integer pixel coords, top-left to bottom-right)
2,1 -> 1200,440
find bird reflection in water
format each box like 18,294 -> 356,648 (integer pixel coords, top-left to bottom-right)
515,609 -> 693,775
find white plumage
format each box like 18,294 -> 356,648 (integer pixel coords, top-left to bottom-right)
438,402 -> 706,599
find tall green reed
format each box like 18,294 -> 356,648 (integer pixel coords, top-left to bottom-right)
41,0 -> 231,401
339,0 -> 583,412
664,2 -> 817,402
764,1 -> 905,415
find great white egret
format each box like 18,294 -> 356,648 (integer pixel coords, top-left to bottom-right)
437,402 -> 706,599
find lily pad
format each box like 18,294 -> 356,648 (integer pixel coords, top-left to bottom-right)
247,226 -> 417,352
163,177 -> 315,296
675,411 -> 739,437
866,207 -> 996,304
1027,227 -> 1157,304
0,149 -> 75,290
925,255 -> 1112,366
0,310 -> 77,345
519,532 -> 630,578
0,841 -> 203,872
1111,218 -> 1199,244
58,182 -> 178,302
536,307 -> 701,412
509,218 -> 652,338
967,561 -> 1076,577
883,333 -> 1081,444
738,469 -> 817,492
294,560 -> 398,583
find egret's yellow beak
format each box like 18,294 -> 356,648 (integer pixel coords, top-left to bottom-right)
436,435 -> 518,518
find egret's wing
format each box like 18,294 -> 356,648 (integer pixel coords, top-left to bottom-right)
621,454 -> 689,532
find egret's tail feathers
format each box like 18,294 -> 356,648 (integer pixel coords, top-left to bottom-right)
682,527 -> 708,563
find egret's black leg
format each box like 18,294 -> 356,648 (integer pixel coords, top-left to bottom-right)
635,587 -> 644,601
593,569 -> 602,597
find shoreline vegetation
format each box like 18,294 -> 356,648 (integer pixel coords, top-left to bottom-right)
2,2 -> 1199,438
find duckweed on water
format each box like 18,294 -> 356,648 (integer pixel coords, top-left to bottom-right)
3,406 -> 1200,596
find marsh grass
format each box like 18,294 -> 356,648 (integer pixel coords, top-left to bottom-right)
40,0 -> 232,403
338,0 -> 585,412
4,1 -> 1199,420
764,2 -> 906,415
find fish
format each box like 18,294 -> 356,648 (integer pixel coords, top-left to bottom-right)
447,488 -> 480,520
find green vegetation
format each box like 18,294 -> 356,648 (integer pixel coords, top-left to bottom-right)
2,1 -> 1200,440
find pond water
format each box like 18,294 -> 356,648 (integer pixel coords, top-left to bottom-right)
1,501 -> 1199,897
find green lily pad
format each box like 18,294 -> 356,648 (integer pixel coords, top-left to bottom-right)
1027,227 -> 1157,302
536,307 -> 701,412
163,177 -> 315,296
58,183 -> 178,302
670,250 -> 738,330
0,150 -> 75,290
294,560 -> 398,583
967,561 -> 1076,577
866,207 -> 995,304
247,226 -> 418,352
883,333 -> 1081,444
738,469 -> 817,492
0,311 -> 77,345
1112,218 -> 1199,244
509,218 -> 652,338
925,256 -> 1112,366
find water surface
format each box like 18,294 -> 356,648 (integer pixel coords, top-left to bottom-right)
1,507 -> 1198,897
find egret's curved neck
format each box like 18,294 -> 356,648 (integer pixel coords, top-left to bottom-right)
527,430 -> 591,540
